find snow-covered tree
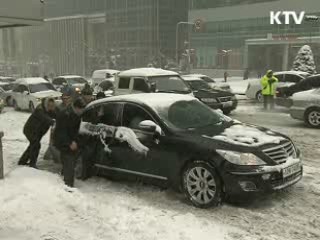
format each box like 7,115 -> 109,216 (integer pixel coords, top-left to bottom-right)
292,45 -> 317,74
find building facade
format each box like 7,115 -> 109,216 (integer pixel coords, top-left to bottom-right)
0,0 -> 188,77
189,0 -> 320,72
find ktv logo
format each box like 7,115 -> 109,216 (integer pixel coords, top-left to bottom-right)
270,11 -> 305,25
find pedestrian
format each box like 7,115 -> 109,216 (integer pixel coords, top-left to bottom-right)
243,68 -> 249,80
82,84 -> 94,105
54,97 -> 87,187
43,86 -> 73,162
224,71 -> 228,82
260,70 -> 279,110
44,75 -> 50,82
18,98 -> 56,168
96,91 -> 106,100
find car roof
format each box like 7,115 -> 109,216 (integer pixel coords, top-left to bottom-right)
87,93 -> 196,110
184,74 -> 207,78
119,68 -> 179,77
93,69 -> 120,74
182,75 -> 203,81
56,75 -> 84,79
274,71 -> 309,76
0,76 -> 14,80
15,77 -> 48,85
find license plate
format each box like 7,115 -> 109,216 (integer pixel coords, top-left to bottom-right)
223,101 -> 233,107
283,164 -> 301,178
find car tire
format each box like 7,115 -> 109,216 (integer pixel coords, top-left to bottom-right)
256,91 -> 263,103
182,161 -> 222,208
223,109 -> 232,115
13,100 -> 20,111
5,96 -> 12,106
29,102 -> 35,113
305,107 -> 320,128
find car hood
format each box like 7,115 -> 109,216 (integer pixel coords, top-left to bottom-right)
31,90 -> 62,99
180,121 -> 287,152
193,89 -> 234,98
292,89 -> 320,101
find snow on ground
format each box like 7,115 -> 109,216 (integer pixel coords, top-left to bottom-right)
1,105 -> 320,240
216,77 -> 257,95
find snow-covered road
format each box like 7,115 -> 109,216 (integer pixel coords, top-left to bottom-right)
0,105 -> 319,240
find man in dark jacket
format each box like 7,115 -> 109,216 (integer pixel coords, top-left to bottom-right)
54,97 -> 86,187
18,98 -> 56,168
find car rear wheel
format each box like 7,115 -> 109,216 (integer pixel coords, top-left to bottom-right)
256,91 -> 263,103
182,161 -> 222,208
29,102 -> 35,112
6,96 -> 12,106
305,108 -> 320,128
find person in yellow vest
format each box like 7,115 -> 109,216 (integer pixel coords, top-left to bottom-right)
260,70 -> 278,110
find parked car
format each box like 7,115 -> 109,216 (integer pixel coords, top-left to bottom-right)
290,89 -> 320,128
182,75 -> 237,114
115,68 -> 192,96
0,81 -> 15,106
93,79 -> 115,97
246,71 -> 311,102
92,69 -> 120,86
11,78 -> 61,112
52,75 -> 88,93
82,93 -> 302,208
185,74 -> 231,92
276,74 -> 320,108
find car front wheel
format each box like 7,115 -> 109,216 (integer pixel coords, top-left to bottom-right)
256,91 -> 263,103
29,102 -> 35,112
305,108 -> 320,128
13,100 -> 19,111
182,161 -> 222,208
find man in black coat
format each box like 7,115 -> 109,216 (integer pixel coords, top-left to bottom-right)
18,98 -> 56,168
54,97 -> 86,187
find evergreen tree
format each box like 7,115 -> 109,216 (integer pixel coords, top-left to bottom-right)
292,45 -> 317,74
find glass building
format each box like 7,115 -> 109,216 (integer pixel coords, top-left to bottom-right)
189,0 -> 320,72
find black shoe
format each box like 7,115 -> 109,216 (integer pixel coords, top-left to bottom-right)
18,161 -> 28,166
29,164 -> 38,169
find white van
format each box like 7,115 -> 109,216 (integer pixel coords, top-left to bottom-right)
114,68 -> 192,96
91,69 -> 120,86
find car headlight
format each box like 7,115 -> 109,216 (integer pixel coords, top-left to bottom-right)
75,87 -> 81,92
216,150 -> 266,166
201,98 -> 217,103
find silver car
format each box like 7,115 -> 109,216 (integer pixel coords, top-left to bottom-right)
246,71 -> 310,102
290,89 -> 320,128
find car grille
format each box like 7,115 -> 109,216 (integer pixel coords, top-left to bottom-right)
218,96 -> 232,103
262,140 -> 296,164
271,171 -> 302,189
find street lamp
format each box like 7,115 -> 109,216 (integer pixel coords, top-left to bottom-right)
176,21 -> 195,66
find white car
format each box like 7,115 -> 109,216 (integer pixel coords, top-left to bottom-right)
185,74 -> 231,92
11,78 -> 61,112
52,75 -> 88,93
92,69 -> 120,86
246,71 -> 311,102
290,88 -> 320,128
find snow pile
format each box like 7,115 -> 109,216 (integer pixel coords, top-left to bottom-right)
0,167 -> 232,240
292,45 -> 317,74
205,124 -> 285,146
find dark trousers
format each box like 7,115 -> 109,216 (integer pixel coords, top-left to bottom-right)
61,151 -> 79,187
263,95 -> 275,110
19,136 -> 41,167
81,143 -> 96,180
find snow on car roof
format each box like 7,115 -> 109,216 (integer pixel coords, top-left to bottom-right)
274,71 -> 309,76
182,75 -> 203,81
184,74 -> 207,78
88,93 -> 196,110
58,75 -> 84,79
93,69 -> 119,73
15,77 -> 48,85
119,68 -> 179,77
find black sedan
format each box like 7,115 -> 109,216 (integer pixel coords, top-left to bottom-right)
182,76 -> 237,114
82,93 -> 303,208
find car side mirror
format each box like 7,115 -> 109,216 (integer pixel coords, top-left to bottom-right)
138,120 -> 162,135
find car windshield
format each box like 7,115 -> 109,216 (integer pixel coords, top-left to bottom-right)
0,84 -> 12,91
149,76 -> 191,94
155,99 -> 223,130
300,73 -> 312,79
187,80 -> 211,91
0,78 -> 15,83
67,78 -> 87,85
29,83 -> 56,93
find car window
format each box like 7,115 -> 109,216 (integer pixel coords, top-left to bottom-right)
201,76 -> 215,83
67,78 -> 87,85
285,74 -> 302,83
275,74 -> 284,82
118,77 -> 130,89
149,76 -> 191,94
53,78 -> 66,85
29,83 -> 55,93
83,103 -> 122,126
133,78 -> 149,92
188,80 -> 211,91
14,85 -> 28,93
122,103 -> 154,130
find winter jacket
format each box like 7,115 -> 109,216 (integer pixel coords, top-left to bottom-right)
53,105 -> 82,152
261,75 -> 279,96
23,99 -> 56,140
